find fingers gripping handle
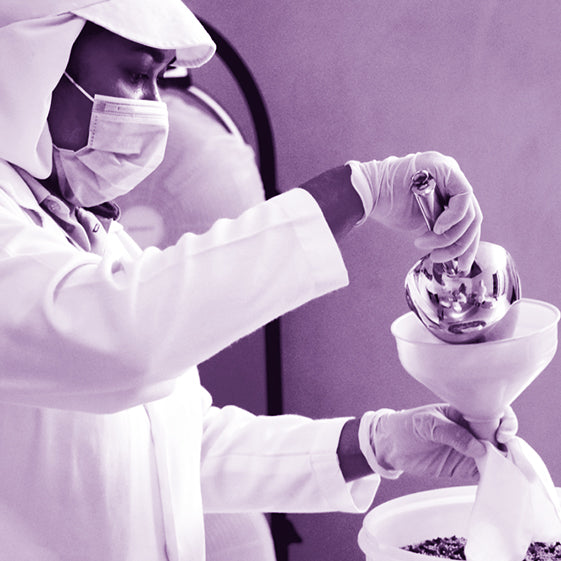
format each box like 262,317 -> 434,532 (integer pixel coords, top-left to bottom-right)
410,170 -> 446,231
410,170 -> 458,274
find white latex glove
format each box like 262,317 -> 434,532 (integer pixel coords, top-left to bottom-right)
347,151 -> 482,271
358,405 -> 489,480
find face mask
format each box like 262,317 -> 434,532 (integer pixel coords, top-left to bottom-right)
53,72 -> 169,208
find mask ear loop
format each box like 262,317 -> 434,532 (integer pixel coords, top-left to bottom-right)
63,71 -> 95,103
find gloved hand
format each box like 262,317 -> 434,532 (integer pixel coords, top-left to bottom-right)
347,151 -> 482,271
358,404 -> 518,480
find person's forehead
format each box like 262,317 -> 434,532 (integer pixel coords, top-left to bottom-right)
76,26 -> 175,64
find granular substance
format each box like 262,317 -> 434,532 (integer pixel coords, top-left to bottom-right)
402,536 -> 466,559
402,536 -> 561,560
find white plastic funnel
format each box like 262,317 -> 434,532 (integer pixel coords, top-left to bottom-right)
391,298 -> 560,441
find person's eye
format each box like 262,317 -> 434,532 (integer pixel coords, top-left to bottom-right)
129,71 -> 149,85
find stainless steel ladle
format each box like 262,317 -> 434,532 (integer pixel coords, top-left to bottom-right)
405,171 -> 521,344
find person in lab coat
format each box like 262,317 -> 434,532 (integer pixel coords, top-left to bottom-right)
0,1 -> 514,560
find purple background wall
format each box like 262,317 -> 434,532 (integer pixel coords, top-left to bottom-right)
187,1 -> 561,559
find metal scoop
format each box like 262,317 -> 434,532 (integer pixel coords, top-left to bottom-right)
405,170 -> 521,344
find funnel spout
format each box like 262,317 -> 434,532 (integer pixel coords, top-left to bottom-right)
463,416 -> 500,445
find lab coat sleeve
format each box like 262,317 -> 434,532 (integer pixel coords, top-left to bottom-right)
0,166 -> 349,412
200,389 -> 380,513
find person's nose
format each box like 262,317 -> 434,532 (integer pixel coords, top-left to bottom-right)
143,80 -> 161,102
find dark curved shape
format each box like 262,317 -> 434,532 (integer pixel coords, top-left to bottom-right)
197,18 -> 278,201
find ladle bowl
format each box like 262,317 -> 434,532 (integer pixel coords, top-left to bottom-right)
391,298 -> 560,441
405,241 -> 521,344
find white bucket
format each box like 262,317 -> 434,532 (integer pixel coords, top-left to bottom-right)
358,486 -> 561,561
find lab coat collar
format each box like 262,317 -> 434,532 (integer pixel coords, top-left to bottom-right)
0,160 -> 44,212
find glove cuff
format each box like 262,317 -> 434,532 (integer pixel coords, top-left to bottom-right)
359,410 -> 403,480
345,160 -> 376,225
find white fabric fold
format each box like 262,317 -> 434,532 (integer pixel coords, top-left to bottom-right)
466,437 -> 561,561
0,13 -> 84,178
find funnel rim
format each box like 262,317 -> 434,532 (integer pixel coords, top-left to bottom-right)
392,298 -> 560,346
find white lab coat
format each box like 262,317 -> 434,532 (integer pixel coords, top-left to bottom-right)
0,160 -> 379,560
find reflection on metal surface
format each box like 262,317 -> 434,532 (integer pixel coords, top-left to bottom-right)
405,171 -> 521,343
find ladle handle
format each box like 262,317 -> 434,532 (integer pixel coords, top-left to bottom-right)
410,170 -> 458,274
410,170 -> 447,231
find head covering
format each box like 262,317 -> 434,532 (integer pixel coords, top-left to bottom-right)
0,0 -> 216,178
70,0 -> 215,68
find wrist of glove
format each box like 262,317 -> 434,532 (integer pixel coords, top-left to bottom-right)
358,405 -> 518,480
346,154 -> 418,227
358,410 -> 403,479
347,151 -> 482,271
